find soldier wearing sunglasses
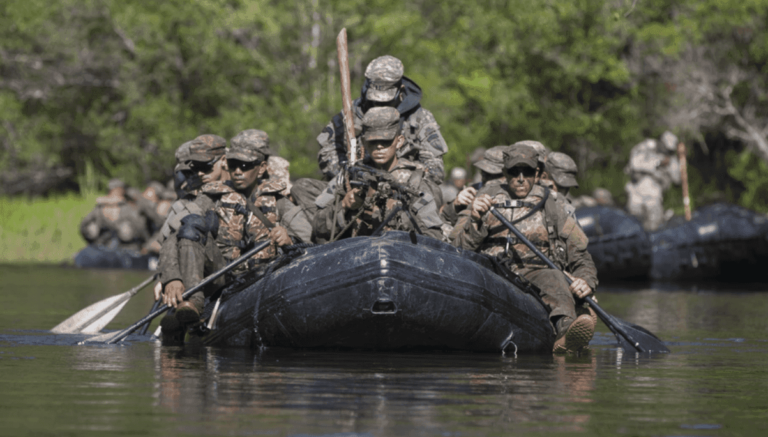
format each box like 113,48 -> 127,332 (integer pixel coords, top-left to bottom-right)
313,107 -> 444,242
453,144 -> 599,354
156,134 -> 254,343
227,129 -> 313,259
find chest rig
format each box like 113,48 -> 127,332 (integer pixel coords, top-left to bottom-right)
349,166 -> 425,237
480,186 -> 568,270
244,179 -> 284,261
202,181 -> 249,262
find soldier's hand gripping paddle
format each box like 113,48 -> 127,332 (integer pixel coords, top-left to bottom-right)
51,273 -> 157,334
489,207 -> 670,353
84,240 -> 272,345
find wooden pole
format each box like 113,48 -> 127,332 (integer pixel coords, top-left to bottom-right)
677,142 -> 692,221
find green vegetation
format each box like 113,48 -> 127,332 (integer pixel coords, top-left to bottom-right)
0,194 -> 96,263
1,1 -> 767,207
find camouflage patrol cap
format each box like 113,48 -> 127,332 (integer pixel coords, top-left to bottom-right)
174,140 -> 194,171
188,134 -> 226,162
511,140 -> 549,164
362,107 -> 402,141
504,144 -> 538,169
545,151 -> 579,188
108,179 -> 125,190
228,129 -> 274,162
474,145 -> 508,175
365,55 -> 404,102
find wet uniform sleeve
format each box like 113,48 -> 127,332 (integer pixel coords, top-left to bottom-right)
409,179 -> 444,240
317,113 -> 345,180
452,214 -> 489,251
312,182 -> 347,243
412,108 -> 448,183
79,208 -> 100,242
560,216 -> 599,290
277,197 -> 313,243
158,231 -> 182,286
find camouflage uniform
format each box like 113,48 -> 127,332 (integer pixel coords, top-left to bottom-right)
314,107 -> 444,242
624,131 -> 681,231
316,55 -> 448,184
544,151 -> 580,219
80,179 -> 148,252
158,135 -> 248,312
229,129 -> 314,251
443,145 -> 508,240
453,145 -> 598,331
267,156 -> 292,198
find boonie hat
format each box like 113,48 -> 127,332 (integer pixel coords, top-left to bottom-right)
504,144 -> 538,170
228,129 -> 274,162
362,107 -> 401,141
546,151 -> 579,188
188,134 -> 226,162
474,145 -> 508,175
365,55 -> 404,102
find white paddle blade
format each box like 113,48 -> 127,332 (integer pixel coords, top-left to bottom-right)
51,291 -> 132,334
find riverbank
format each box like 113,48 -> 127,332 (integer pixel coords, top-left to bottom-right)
0,194 -> 96,263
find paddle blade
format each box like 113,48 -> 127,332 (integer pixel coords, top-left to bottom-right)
51,291 -> 132,334
610,315 -> 670,354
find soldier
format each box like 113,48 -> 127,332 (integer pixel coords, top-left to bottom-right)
441,167 -> 467,205
624,131 -> 681,231
442,145 -> 507,230
227,129 -> 313,253
157,134 -> 251,341
316,55 -> 448,184
542,151 -> 580,218
453,144 -> 598,354
314,107 -> 444,242
80,179 -> 148,252
572,188 -> 615,210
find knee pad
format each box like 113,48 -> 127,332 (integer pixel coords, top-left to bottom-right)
178,214 -> 209,245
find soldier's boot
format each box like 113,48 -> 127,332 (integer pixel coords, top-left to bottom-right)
553,314 -> 596,354
175,299 -> 202,326
160,311 -> 185,345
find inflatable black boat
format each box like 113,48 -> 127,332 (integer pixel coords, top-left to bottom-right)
575,206 -> 652,281
74,245 -> 157,270
650,203 -> 768,281
576,203 -> 768,282
202,231 -> 555,354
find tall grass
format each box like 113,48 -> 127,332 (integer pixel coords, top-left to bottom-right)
0,194 -> 97,263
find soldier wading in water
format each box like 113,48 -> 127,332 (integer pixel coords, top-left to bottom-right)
453,144 -> 599,354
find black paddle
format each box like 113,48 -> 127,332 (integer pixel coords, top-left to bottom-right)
489,207 -> 670,353
88,240 -> 272,345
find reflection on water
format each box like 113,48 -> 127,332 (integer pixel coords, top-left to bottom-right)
1,265 -> 767,436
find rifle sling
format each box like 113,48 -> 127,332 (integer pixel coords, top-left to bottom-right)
246,197 -> 275,230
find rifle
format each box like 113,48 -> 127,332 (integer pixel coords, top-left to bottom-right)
347,163 -> 421,201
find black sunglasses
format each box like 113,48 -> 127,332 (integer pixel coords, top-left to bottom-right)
227,159 -> 261,171
505,167 -> 536,178
187,157 -> 219,174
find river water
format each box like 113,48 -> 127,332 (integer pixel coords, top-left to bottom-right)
1,264 -> 767,436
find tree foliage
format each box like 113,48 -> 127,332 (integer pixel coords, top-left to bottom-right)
1,0 -> 766,211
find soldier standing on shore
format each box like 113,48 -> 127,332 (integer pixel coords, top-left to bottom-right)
624,131 -> 681,231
